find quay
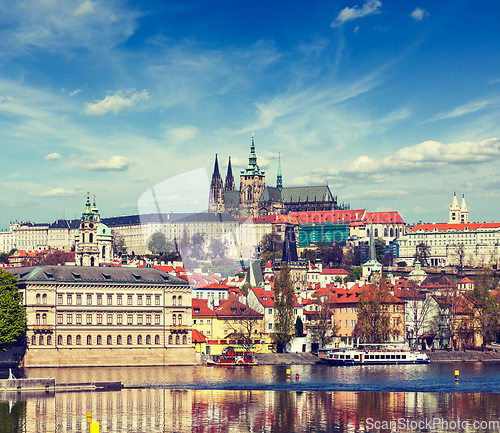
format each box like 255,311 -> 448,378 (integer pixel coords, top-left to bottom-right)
0,377 -> 122,392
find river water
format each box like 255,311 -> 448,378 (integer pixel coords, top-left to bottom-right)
2,363 -> 500,432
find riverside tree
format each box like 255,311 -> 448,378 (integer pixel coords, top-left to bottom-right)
0,270 -> 26,351
309,290 -> 340,348
273,263 -> 296,352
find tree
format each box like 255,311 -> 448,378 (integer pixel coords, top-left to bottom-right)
317,243 -> 343,268
261,233 -> 283,259
345,266 -> 362,282
382,252 -> 395,267
456,244 -> 466,275
300,248 -> 317,262
209,238 -> 228,259
111,231 -> 125,256
295,316 -> 304,337
40,251 -> 75,266
308,290 -> 340,347
273,263 -> 296,352
225,295 -> 261,346
414,243 -> 431,266
147,232 -> 170,254
375,238 -> 386,263
402,290 -> 436,349
0,249 -> 16,264
355,285 -> 399,344
190,232 -> 206,260
0,270 -> 27,351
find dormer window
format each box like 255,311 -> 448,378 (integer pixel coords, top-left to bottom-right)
132,273 -> 141,281
102,273 -> 111,280
71,272 -> 81,280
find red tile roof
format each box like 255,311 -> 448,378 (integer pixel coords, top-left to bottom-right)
192,329 -> 206,343
322,268 -> 349,275
214,295 -> 262,317
363,211 -> 405,224
409,222 -> 500,232
290,209 -> 365,225
459,277 -> 474,284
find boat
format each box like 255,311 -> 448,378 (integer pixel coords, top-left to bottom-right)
320,344 -> 430,365
207,346 -> 257,366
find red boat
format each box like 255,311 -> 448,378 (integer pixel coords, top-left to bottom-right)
207,346 -> 257,366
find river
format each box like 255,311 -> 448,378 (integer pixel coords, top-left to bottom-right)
2,363 -> 500,432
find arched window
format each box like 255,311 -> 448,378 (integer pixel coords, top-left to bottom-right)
117,335 -> 122,345
137,335 -> 142,345
76,335 -> 81,345
127,335 -> 132,345
107,335 -> 112,345
175,335 -> 180,345
155,335 -> 160,345
82,233 -> 85,243
366,229 -> 370,237
390,228 -> 394,237
178,314 -> 182,326
146,335 -> 151,345
374,228 -> 379,237
87,335 -> 92,345
39,335 -> 44,345
395,228 -> 398,237
42,294 -> 47,304
31,335 -> 36,345
89,233 -> 93,243
36,313 -> 40,325
36,294 -> 41,304
102,246 -> 106,258
172,314 -> 176,325
42,313 -> 47,325
168,335 -> 173,345
172,296 -> 176,306
67,335 -> 72,345
47,335 -> 52,345
182,335 -> 187,345
57,335 -> 62,345
97,335 -> 102,345
384,228 -> 388,237
90,257 -> 95,266
178,296 -> 182,306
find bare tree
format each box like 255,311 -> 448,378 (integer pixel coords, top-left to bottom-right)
401,289 -> 436,349
224,295 -> 262,346
308,290 -> 340,348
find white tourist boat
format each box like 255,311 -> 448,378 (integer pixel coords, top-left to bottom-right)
319,344 -> 430,365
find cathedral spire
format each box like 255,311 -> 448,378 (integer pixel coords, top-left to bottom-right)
241,133 -> 264,176
213,153 -> 220,177
210,154 -> 224,212
276,152 -> 283,191
225,156 -> 235,191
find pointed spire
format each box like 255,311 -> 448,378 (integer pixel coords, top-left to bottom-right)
241,133 -> 264,176
460,194 -> 467,211
213,153 -> 220,177
450,192 -> 459,209
276,152 -> 283,191
224,156 -> 235,191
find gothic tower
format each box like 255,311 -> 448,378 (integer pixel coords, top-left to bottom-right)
209,154 -> 224,213
449,192 -> 461,224
276,153 -> 283,192
239,134 -> 266,217
460,194 -> 468,223
75,192 -> 100,266
224,156 -> 235,191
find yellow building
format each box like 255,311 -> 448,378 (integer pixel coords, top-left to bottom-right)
8,265 -> 197,367
191,296 -> 274,354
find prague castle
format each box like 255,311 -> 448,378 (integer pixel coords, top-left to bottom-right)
209,134 -> 345,218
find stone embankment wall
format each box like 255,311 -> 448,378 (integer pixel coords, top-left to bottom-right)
426,349 -> 500,362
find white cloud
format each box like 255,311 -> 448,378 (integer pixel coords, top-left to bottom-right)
411,7 -> 427,22
321,138 -> 500,180
331,0 -> 382,28
69,89 -> 81,97
83,90 -> 150,115
44,152 -> 61,160
29,187 -> 83,197
344,189 -> 408,199
73,0 -> 95,16
130,177 -> 146,183
354,26 -> 359,33
165,126 -> 198,143
0,96 -> 14,103
81,155 -> 132,171
426,97 -> 500,122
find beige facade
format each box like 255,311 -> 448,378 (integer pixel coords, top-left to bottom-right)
8,266 -> 197,367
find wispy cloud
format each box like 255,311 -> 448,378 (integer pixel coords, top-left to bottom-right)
426,97 -> 500,122
83,90 -> 150,115
73,0 -> 95,16
165,126 -> 198,143
29,187 -> 83,197
69,89 -> 82,97
80,155 -> 133,171
331,0 -> 382,28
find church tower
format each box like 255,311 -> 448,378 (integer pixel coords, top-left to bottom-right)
460,194 -> 468,223
239,134 -> 266,217
209,154 -> 224,213
276,153 -> 283,192
224,156 -> 235,191
75,192 -> 100,266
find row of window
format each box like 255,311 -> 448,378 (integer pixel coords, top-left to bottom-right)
31,334 -> 188,346
54,294 -> 172,306
42,313 -> 183,326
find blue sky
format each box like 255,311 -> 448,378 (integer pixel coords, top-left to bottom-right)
2,0 -> 500,230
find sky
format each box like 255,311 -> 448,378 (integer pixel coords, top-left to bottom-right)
1,0 -> 500,230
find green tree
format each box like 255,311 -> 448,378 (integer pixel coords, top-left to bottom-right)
111,231 -> 125,256
470,270 -> 500,345
273,263 -> 296,352
190,232 -> 206,260
209,238 -> 227,258
0,270 -> 27,351
295,316 -> 304,337
414,243 -> 431,266
0,249 -> 16,264
355,285 -> 398,344
317,243 -> 343,267
261,233 -> 283,258
345,266 -> 362,282
147,232 -> 170,254
375,238 -> 386,263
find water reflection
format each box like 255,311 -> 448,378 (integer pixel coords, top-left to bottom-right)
2,390 -> 500,432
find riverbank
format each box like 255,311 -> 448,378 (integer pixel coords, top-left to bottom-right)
426,348 -> 500,362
